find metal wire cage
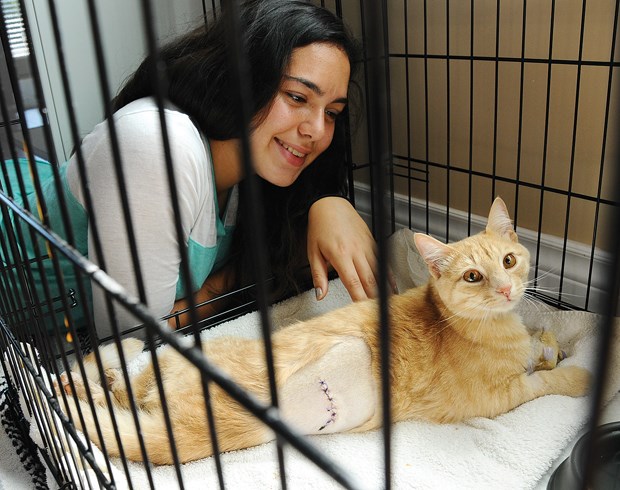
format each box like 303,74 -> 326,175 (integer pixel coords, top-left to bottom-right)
0,0 -> 617,489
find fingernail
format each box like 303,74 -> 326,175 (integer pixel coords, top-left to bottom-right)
315,287 -> 323,300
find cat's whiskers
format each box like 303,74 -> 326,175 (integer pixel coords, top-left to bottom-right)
430,316 -> 460,336
523,274 -> 556,290
466,311 -> 486,352
525,268 -> 556,283
520,293 -> 556,313
465,310 -> 488,348
524,282 -> 583,302
432,312 -> 468,337
431,296 -> 494,338
524,297 -> 553,313
526,287 -> 582,301
450,308 -> 496,361
522,290 -> 579,312
524,271 -> 584,301
434,298 -> 484,326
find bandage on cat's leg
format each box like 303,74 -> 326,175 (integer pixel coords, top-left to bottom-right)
278,337 -> 376,435
536,330 -> 563,371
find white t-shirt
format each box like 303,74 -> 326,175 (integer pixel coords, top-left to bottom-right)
16,97 -> 237,339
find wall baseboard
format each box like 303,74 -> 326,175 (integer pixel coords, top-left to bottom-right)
354,183 -> 612,313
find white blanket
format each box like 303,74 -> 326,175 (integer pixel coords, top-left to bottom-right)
7,228 -> 620,489
108,282 -> 619,490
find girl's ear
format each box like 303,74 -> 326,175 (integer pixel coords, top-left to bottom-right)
486,197 -> 518,242
413,233 -> 452,279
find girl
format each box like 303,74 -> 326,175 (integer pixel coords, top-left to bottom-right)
2,0 -> 378,340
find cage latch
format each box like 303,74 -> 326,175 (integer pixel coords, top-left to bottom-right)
67,288 -> 77,308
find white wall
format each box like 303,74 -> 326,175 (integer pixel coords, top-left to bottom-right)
24,0 -> 205,162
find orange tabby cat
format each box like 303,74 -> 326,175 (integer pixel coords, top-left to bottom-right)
56,197 -> 590,464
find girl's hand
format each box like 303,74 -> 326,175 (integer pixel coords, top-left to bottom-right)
307,196 -> 379,301
169,266 -> 234,329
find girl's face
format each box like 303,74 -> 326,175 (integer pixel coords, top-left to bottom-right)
250,43 -> 351,187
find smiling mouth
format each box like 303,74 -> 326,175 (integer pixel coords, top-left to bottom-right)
277,139 -> 306,158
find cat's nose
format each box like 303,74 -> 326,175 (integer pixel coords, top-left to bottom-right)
497,284 -> 512,299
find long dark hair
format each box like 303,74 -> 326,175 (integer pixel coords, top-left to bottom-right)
112,0 -> 361,299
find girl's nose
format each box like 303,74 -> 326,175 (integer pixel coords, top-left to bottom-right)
299,109 -> 326,140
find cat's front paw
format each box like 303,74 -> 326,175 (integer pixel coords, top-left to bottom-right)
553,365 -> 591,397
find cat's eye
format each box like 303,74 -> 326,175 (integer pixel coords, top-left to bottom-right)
503,253 -> 516,269
463,270 -> 483,283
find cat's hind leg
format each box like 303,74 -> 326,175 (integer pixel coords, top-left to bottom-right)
278,336 -> 377,435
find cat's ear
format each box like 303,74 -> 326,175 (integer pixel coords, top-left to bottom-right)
413,233 -> 452,279
486,197 -> 518,242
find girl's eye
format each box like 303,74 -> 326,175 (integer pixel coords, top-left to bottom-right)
463,270 -> 483,283
503,253 -> 516,269
286,92 -> 305,104
325,109 -> 340,120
